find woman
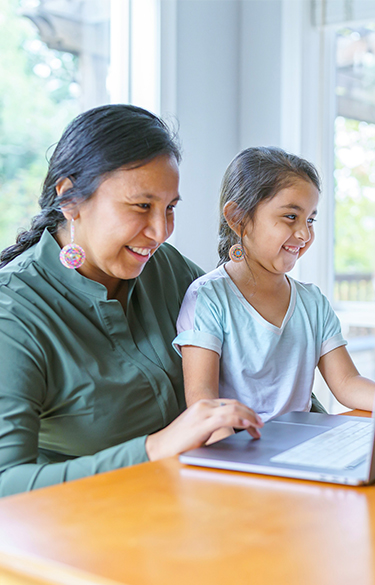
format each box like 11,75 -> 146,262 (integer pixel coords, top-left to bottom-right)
0,104 -> 262,497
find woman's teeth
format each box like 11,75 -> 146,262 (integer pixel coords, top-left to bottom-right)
128,246 -> 149,256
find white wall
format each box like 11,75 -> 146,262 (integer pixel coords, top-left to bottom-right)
162,0 -> 337,304
161,0 -> 289,272
238,0 -> 282,150
162,0 -> 240,271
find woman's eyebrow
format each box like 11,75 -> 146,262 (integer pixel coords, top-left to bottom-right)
128,193 -> 181,202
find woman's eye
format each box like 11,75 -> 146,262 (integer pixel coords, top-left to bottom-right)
167,204 -> 176,212
137,203 -> 150,210
308,218 -> 316,225
285,214 -> 296,220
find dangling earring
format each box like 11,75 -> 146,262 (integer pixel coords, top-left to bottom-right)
59,219 -> 86,269
229,244 -> 245,263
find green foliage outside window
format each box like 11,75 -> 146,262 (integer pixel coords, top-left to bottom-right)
0,0 -> 79,252
334,116 -> 375,275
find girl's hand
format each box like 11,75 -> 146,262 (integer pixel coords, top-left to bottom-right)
145,399 -> 264,461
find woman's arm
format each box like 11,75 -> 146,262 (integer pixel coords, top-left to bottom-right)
0,363 -> 150,497
318,345 -> 375,411
0,318 -> 151,498
0,333 -> 263,498
1,392 -> 263,498
0,434 -> 149,498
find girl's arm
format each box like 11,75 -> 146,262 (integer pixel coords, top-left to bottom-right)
181,345 -> 220,405
181,345 -> 233,443
180,345 -> 262,444
318,345 -> 375,411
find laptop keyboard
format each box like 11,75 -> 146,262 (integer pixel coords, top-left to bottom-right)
270,420 -> 374,470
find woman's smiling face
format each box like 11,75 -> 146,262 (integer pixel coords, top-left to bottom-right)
58,154 -> 180,293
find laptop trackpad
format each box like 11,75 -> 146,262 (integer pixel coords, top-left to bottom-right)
207,412 -> 341,463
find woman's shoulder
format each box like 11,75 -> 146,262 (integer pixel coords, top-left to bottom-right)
143,243 -> 204,286
0,245 -> 38,288
0,230 -> 59,280
185,265 -> 227,293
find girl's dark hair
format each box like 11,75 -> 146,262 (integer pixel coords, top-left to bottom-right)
218,146 -> 321,265
0,104 -> 181,267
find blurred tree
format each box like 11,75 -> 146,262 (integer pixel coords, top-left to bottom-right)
334,117 -> 375,275
0,0 -> 79,251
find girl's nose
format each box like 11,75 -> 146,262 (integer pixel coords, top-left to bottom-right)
296,223 -> 311,243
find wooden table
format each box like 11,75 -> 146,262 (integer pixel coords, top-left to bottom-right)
0,410 -> 374,585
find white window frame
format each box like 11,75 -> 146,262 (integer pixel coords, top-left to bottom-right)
281,0 -> 375,411
109,0 -> 161,114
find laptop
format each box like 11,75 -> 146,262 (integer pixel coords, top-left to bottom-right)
179,411 -> 375,486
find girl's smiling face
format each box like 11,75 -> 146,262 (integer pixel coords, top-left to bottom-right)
57,154 -> 180,294
240,178 -> 319,276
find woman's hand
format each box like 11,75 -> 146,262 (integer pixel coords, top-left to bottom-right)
145,399 -> 264,461
205,426 -> 235,445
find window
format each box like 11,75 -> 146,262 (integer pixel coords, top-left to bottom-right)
0,0 -> 110,252
333,23 -> 375,387
334,25 -> 375,304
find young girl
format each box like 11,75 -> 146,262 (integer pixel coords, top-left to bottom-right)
173,146 -> 375,443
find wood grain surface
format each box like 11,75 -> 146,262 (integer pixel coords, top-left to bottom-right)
0,411 -> 373,585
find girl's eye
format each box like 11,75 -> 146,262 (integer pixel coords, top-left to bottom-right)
308,218 -> 316,225
285,214 -> 296,220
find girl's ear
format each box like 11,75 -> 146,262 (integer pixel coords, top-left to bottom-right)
56,177 -> 79,221
223,201 -> 242,237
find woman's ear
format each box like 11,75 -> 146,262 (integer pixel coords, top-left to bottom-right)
223,201 -> 242,237
56,177 -> 78,221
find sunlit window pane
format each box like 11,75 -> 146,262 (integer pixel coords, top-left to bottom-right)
0,0 -> 110,252
334,23 -> 375,385
334,24 -> 375,304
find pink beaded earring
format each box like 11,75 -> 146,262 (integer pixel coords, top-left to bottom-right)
59,219 -> 86,269
229,244 -> 245,262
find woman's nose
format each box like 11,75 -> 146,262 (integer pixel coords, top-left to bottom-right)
145,214 -> 169,243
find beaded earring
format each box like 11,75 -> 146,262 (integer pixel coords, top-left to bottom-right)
229,244 -> 245,262
59,219 -> 86,269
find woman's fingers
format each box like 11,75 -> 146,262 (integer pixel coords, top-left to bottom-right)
211,399 -> 263,433
245,426 -> 262,439
205,426 -> 234,445
145,399 -> 263,461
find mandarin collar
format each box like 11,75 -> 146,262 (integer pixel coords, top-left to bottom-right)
35,229 -> 136,301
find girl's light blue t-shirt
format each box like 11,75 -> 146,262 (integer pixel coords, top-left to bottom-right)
173,265 -> 347,421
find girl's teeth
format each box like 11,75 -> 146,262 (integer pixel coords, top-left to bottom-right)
284,246 -> 298,253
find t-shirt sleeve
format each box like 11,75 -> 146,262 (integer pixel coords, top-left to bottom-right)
320,292 -> 347,357
173,280 -> 224,357
0,315 -> 148,498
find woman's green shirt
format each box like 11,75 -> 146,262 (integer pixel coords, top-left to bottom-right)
0,230 -> 203,497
